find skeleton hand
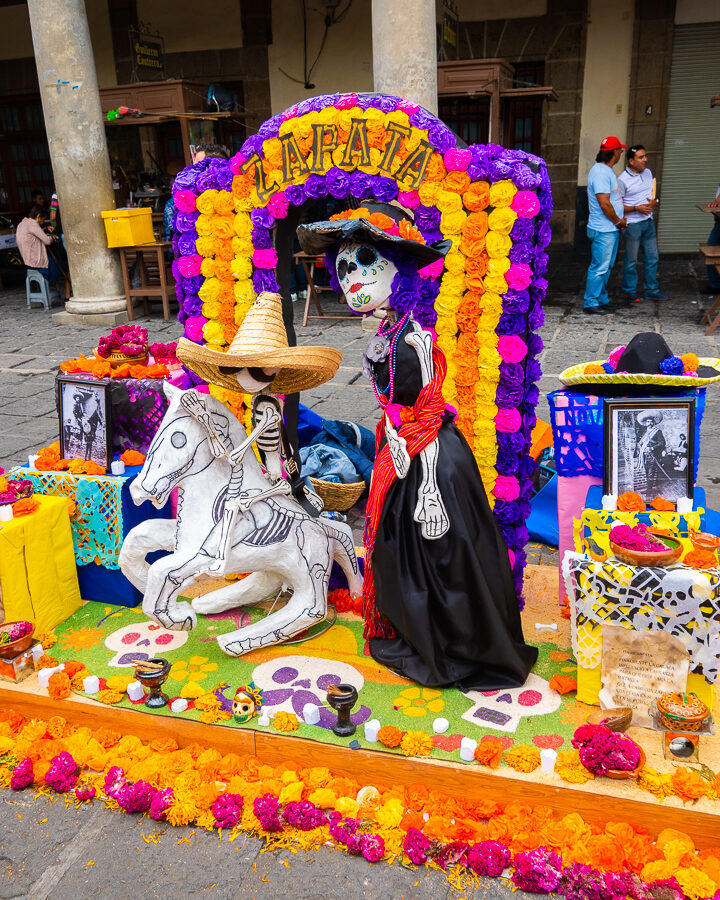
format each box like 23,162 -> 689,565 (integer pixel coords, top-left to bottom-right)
228,407 -> 277,466
181,392 -> 231,458
384,415 -> 410,479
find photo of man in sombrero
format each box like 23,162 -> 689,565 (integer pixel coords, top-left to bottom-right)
297,202 -> 538,690
176,291 -> 342,576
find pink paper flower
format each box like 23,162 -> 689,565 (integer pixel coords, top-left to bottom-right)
267,191 -> 289,219
229,152 -> 247,175
443,148 -> 472,172
252,248 -> 278,269
493,475 -> 520,502
398,100 -> 420,115
498,335 -> 528,363
336,93 -> 359,109
495,408 -> 522,433
505,263 -> 533,290
397,190 -> 420,210
508,548 -> 516,568
177,255 -> 203,278
281,104 -> 299,121
419,258 -> 444,279
511,191 -> 541,218
174,190 -> 198,213
184,316 -> 207,343
606,345 -> 626,370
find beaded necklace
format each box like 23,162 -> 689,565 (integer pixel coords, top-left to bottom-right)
372,312 -> 409,407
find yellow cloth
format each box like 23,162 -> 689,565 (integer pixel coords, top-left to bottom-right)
0,494 -> 81,633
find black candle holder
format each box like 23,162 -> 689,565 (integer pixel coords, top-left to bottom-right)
133,657 -> 171,708
326,683 -> 358,737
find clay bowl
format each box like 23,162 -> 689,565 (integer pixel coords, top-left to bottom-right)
0,621 -> 35,659
94,347 -> 149,369
689,530 -> 720,553
586,707 -> 633,733
610,532 -> 683,567
605,745 -> 646,781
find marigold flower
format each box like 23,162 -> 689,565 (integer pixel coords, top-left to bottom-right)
273,711 -> 299,732
683,548 -> 717,569
97,689 -> 124,705
650,496 -> 675,511
617,492 -> 646,512
47,672 -> 71,700
583,363 -> 606,375
120,449 -> 145,466
36,653 -> 58,669
474,737 -> 504,768
400,730 -> 434,758
377,725 -> 402,748
503,744 -> 541,773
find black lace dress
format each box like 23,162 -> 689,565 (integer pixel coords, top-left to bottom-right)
366,316 -> 538,690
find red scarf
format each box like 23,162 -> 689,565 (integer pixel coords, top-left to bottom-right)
362,344 -> 448,639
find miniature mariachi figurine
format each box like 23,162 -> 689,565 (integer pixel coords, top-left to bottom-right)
176,291 -> 341,575
232,682 -> 264,723
298,203 -> 538,690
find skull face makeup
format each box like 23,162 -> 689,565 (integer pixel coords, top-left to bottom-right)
335,241 -> 397,314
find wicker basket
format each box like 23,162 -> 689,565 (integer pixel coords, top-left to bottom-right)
657,691 -> 709,732
310,478 -> 365,512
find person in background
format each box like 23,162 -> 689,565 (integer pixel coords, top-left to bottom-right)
191,142 -> 229,163
706,184 -> 720,293
583,136 -> 628,315
617,145 -> 669,302
16,204 -> 70,299
30,188 -> 46,215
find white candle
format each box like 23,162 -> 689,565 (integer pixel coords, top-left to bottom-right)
82,674 -> 99,694
677,496 -> 693,514
38,664 -> 65,688
0,505 -> 13,522
111,460 -> 126,475
257,712 -> 271,727
126,681 -> 145,702
432,717 -> 450,734
601,494 -> 618,511
31,644 -> 44,663
27,455 -> 38,469
170,698 -> 188,713
460,737 -> 477,761
541,748 -> 558,772
363,719 -> 381,742
302,703 -> 321,725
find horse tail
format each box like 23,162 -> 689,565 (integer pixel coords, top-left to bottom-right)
118,519 -> 176,592
321,519 -> 363,599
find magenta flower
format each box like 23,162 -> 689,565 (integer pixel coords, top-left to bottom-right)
283,800 -> 326,831
104,765 -> 127,799
253,793 -> 284,832
116,779 -> 156,814
467,840 -> 511,877
572,724 -> 641,775
74,785 -> 96,802
403,828 -> 430,865
150,788 -> 174,822
360,833 -> 385,863
511,847 -> 563,893
10,758 -> 34,790
45,752 -> 78,793
212,793 -> 244,829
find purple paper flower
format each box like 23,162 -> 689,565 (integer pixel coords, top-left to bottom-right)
284,184 -> 305,206
304,174 -> 329,199
409,109 -> 436,131
371,175 -> 398,203
250,207 -> 276,229
252,269 -> 280,293
251,225 -> 273,249
414,205 -> 441,232
326,166 -> 351,199
428,123 -> 455,154
349,170 -> 373,201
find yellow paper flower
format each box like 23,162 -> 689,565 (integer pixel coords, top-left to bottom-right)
195,214 -> 213,236
376,798 -> 404,828
196,190 -> 218,216
440,209 -> 467,236
231,255 -> 253,281
436,190 -> 463,214
279,780 -> 304,804
202,320 -> 227,346
169,656 -> 219,684
488,180 -> 517,207
308,788 -> 337,809
483,273 -> 508,295
488,206 -> 518,235
486,232 -> 512,259
334,796 -> 359,817
400,730 -> 434,757
393,686 -> 445,718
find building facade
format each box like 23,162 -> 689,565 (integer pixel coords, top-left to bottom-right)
0,0 -> 717,250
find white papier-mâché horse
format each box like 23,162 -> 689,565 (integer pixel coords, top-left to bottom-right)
119,383 -> 362,656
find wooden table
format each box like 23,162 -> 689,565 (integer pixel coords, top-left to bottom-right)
699,243 -> 720,334
293,251 -> 356,327
118,241 -> 175,321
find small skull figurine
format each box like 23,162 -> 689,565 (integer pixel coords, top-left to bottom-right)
232,682 -> 263,723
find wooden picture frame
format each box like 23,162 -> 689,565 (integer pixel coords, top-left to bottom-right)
57,375 -> 112,470
603,398 -> 695,503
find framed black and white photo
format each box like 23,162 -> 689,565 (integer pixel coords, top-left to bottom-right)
57,376 -> 112,470
604,399 -> 694,502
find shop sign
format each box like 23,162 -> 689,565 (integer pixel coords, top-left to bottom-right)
130,28 -> 165,77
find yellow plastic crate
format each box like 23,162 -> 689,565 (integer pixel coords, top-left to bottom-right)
101,207 -> 155,248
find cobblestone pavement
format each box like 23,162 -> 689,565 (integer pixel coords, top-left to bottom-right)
1,252 -> 719,898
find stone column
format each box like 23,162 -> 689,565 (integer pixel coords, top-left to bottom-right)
27,0 -> 127,324
371,0 -> 438,115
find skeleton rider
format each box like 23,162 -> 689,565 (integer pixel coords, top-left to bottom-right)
176,290 -> 341,575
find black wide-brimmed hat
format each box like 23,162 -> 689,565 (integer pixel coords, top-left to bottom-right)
296,202 -> 450,265
560,332 -> 720,395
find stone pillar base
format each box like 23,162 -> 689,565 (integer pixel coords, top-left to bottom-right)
53,297 -> 129,327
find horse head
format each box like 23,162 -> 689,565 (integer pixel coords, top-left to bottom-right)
131,383 -> 218,508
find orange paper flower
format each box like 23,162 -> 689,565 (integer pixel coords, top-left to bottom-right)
650,497 -> 675,511
474,736 -> 504,768
617,492 -> 646,512
583,364 -> 605,375
13,497 -> 39,516
549,674 -> 578,695
683,548 -> 717,569
120,449 -> 146,466
377,725 -> 403,748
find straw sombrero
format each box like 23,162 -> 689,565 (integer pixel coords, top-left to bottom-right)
177,292 -> 341,394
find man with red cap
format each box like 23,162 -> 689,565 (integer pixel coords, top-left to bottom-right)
583,136 -> 628,314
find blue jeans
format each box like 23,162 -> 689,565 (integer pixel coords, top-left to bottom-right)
708,217 -> 720,290
622,218 -> 659,298
584,228 -> 619,308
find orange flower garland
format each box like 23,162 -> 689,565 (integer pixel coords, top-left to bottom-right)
60,355 -> 169,380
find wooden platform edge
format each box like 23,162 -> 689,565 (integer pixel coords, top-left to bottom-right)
2,685 -> 719,849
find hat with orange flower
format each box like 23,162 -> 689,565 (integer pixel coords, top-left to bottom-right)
297,202 -> 450,265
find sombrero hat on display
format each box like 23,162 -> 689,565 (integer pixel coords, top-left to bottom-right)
177,291 -> 341,395
559,333 -> 720,394
296,201 -> 450,265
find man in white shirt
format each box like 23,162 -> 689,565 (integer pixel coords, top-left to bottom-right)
617,145 -> 668,301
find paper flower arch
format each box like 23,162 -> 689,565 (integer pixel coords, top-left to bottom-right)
171,92 -> 552,604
